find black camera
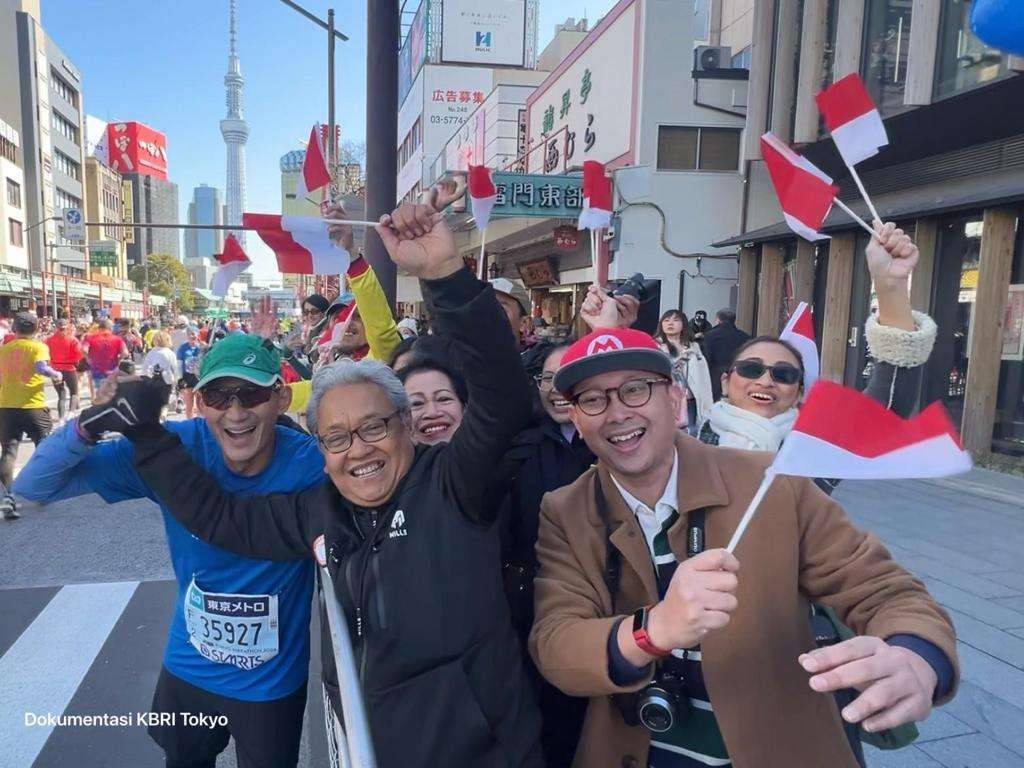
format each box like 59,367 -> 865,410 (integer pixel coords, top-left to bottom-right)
614,666 -> 690,733
607,272 -> 650,302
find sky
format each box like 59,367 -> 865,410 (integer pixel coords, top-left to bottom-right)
41,0 -> 619,282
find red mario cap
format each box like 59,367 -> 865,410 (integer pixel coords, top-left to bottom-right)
554,327 -> 672,395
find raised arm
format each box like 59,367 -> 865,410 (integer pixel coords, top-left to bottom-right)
376,201 -> 534,525
129,426 -> 321,562
346,256 -> 402,363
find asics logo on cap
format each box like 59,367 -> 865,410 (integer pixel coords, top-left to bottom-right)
242,353 -> 257,365
587,335 -> 624,355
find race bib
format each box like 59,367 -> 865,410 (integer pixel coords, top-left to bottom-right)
183,578 -> 279,671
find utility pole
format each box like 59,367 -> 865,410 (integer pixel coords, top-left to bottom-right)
364,1 -> 399,308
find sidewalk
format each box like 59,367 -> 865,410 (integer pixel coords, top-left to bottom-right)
835,470 -> 1024,767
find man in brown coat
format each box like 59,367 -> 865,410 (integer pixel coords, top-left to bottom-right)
529,299 -> 957,768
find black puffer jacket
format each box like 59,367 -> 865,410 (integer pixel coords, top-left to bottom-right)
131,268 -> 543,768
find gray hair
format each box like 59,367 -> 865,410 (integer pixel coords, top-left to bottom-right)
306,358 -> 410,435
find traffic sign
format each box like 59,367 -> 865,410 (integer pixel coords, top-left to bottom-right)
62,207 -> 84,241
89,241 -> 118,267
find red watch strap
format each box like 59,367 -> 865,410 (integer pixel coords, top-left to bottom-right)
632,606 -> 670,657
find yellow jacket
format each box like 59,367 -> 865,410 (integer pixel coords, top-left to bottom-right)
288,257 -> 400,416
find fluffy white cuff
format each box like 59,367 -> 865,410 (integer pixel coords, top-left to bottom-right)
864,310 -> 937,369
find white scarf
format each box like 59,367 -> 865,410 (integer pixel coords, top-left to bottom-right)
707,400 -> 799,452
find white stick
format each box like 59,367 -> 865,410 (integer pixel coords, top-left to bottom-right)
847,164 -> 881,224
831,198 -> 877,239
478,228 -> 487,280
725,472 -> 777,554
322,218 -> 383,229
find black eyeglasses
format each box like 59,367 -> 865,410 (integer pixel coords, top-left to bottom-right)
317,410 -> 402,454
730,360 -> 802,385
571,378 -> 670,416
302,308 -> 324,317
534,372 -> 556,391
200,383 -> 282,411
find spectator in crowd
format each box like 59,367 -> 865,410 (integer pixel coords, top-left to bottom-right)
702,308 -> 751,401
396,355 -> 467,445
654,309 -> 713,434
527,291 -> 957,767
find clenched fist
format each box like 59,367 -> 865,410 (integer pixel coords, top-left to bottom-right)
647,548 -> 740,650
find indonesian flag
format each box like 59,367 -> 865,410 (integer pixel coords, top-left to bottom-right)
578,160 -> 613,231
243,213 -> 351,275
779,301 -> 819,390
210,234 -> 251,297
761,132 -> 839,242
468,165 -> 497,230
295,123 -> 332,199
770,381 -> 971,481
815,74 -> 888,167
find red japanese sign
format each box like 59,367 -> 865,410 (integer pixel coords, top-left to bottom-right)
106,121 -> 168,179
554,225 -> 579,250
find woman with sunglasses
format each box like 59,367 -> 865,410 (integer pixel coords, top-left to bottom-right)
699,221 -> 936,458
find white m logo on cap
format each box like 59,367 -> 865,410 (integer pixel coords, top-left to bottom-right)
587,335 -> 624,355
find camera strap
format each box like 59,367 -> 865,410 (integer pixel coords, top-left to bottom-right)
594,477 -> 706,603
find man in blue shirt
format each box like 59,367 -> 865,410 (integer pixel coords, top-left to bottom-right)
13,333 -> 324,768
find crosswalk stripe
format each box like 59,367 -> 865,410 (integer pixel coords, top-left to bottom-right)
0,580 -> 138,768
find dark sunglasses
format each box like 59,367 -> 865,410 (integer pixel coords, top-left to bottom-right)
730,359 -> 802,386
200,383 -> 282,410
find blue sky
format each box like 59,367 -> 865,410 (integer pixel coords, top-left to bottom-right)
42,0 -> 617,281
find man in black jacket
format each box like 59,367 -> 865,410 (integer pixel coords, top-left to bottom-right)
117,201 -> 543,767
702,308 -> 752,401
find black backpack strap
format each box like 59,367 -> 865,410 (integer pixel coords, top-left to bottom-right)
593,478 -> 621,605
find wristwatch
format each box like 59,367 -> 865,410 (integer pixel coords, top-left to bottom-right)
632,605 -> 671,657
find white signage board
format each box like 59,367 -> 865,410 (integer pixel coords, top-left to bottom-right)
527,2 -> 637,173
441,0 -> 526,67
61,207 -> 84,241
422,65 -> 494,157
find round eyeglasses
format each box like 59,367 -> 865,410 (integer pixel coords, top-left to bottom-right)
570,378 -> 670,416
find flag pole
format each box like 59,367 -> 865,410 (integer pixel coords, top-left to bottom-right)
477,229 -> 487,280
846,164 -> 880,224
831,198 -> 877,239
725,473 -> 777,554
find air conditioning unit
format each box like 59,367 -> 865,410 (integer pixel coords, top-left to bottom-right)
695,45 -> 732,73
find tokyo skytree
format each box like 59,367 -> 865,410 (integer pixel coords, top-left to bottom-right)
220,0 -> 248,248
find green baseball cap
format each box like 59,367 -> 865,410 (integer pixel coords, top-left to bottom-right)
195,334 -> 283,390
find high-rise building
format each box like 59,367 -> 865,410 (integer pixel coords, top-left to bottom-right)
83,156 -> 128,280
184,183 -> 222,289
220,0 -> 248,248
124,173 -> 180,264
1,1 -> 88,279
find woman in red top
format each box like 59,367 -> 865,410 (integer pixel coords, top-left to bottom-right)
45,318 -> 82,420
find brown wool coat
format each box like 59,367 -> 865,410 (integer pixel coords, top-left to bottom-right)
529,433 -> 958,768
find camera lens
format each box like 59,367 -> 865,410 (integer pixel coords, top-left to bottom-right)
637,686 -> 675,733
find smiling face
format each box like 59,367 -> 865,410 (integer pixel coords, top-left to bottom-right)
722,340 -> 803,418
198,377 -> 293,476
317,382 -> 415,508
570,369 -> 682,483
404,369 -> 465,445
338,312 -> 367,354
540,347 -> 572,424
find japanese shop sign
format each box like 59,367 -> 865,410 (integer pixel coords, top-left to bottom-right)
488,172 -> 584,219
441,0 -> 526,67
527,1 -> 636,173
422,65 -> 493,152
106,121 -> 168,180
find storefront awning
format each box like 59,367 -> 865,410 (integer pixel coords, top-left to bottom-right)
713,168 -> 1024,248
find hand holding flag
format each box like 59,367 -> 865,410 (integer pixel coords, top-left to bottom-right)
865,221 -> 919,283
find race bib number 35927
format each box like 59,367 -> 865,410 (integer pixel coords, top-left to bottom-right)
184,578 -> 279,671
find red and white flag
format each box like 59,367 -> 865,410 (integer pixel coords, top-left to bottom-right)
210,233 -> 251,297
779,301 -> 819,390
243,213 -> 351,275
295,123 -> 333,199
468,165 -> 497,230
770,381 -> 971,481
761,132 -> 839,242
577,160 -> 613,231
815,74 -> 888,168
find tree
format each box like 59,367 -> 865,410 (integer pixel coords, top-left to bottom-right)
130,253 -> 194,312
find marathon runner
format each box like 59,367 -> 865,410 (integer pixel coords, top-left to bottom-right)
12,334 -> 323,767
0,312 -> 62,520
82,318 -> 128,386
44,318 -> 83,423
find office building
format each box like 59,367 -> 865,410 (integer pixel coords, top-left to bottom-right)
184,183 -> 222,289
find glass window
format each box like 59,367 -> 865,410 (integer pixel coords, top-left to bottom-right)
657,127 -> 698,170
50,70 -> 79,108
730,46 -> 751,69
54,150 -> 80,180
9,218 -> 23,247
698,128 -> 741,170
658,127 -> 741,171
6,178 -> 20,208
935,0 -> 1008,99
51,112 -> 79,144
0,136 -> 14,163
861,0 -> 913,115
